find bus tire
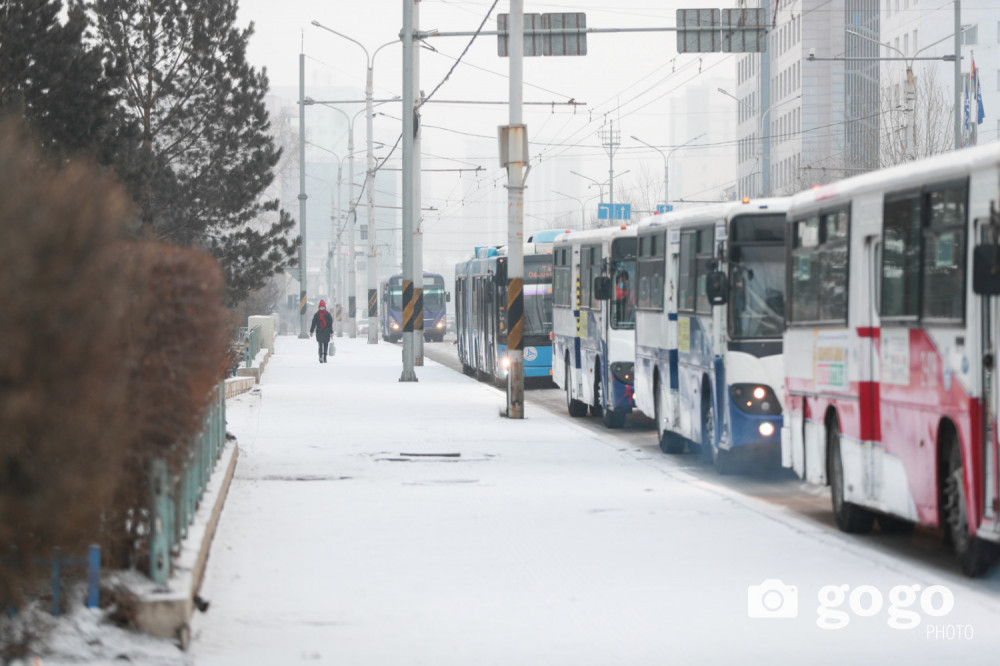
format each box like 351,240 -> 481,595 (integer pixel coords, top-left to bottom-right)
828,420 -> 875,534
700,392 -> 716,465
600,375 -> 626,429
566,365 -> 588,417
656,382 -> 684,454
590,371 -> 604,418
944,440 -> 1000,576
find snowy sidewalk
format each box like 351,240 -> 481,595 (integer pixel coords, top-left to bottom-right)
190,335 -> 1000,665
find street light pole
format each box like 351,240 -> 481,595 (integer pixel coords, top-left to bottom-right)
311,21 -> 399,343
629,135 -> 667,207
553,190 -> 600,229
297,53 -> 309,338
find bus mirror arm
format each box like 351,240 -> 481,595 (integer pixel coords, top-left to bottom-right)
973,201 -> 1000,296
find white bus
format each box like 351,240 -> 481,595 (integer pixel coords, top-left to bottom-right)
782,142 -> 1000,576
633,199 -> 789,473
552,224 -> 637,428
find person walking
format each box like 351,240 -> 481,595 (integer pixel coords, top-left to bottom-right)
310,300 -> 335,363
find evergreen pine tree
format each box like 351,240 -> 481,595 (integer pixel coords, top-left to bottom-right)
0,0 -> 135,168
94,0 -> 298,304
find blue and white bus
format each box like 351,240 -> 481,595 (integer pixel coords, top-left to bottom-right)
633,199 -> 789,471
454,246 -> 555,386
552,224 -> 637,428
380,272 -> 449,343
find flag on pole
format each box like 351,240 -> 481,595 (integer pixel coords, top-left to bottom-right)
963,74 -> 971,144
973,57 -> 986,125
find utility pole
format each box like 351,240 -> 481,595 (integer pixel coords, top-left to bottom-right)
399,0 -> 417,381
954,0 -> 962,150
297,53 -> 309,338
346,124 -> 357,338
365,51 -> 379,344
502,0 -> 526,418
413,0 -> 425,366
600,121 -> 620,211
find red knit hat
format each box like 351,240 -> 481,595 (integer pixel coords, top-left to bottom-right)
319,300 -> 326,308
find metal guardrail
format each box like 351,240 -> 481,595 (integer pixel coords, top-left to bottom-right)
148,383 -> 227,585
244,325 -> 261,368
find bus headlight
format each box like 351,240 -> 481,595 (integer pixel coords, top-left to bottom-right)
758,422 -> 775,437
390,322 -> 400,330
435,320 -> 444,329
611,362 -> 634,385
730,384 -> 781,415
501,356 -> 511,369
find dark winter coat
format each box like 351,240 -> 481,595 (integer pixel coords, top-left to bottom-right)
310,308 -> 334,341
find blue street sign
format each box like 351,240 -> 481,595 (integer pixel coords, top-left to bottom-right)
614,203 -> 631,220
657,204 -> 673,214
598,203 -> 612,220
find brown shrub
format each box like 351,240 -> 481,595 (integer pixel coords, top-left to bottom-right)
104,242 -> 229,568
0,117 -> 231,614
0,121 -> 142,608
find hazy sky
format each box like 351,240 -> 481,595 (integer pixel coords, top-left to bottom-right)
235,0 -> 739,274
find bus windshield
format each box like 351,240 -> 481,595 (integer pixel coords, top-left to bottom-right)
524,257 -> 553,337
388,280 -> 403,311
424,278 -> 446,311
729,243 -> 785,339
610,238 -> 637,330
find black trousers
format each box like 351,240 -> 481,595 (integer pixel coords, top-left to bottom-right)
318,339 -> 329,358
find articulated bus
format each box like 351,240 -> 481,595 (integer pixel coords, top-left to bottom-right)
380,272 -> 449,343
633,199 -> 789,471
782,143 -> 1000,576
454,246 -> 555,386
552,224 -> 637,428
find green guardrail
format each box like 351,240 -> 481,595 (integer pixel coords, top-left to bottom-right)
148,383 -> 227,585
244,325 -> 261,368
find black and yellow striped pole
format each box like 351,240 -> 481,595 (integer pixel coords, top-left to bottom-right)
367,288 -> 377,344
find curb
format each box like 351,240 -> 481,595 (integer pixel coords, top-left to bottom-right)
132,440 -> 239,649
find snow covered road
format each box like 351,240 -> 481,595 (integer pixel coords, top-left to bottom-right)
190,335 -> 1000,665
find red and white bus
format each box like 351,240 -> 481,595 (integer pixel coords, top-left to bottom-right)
781,142 -> 1000,576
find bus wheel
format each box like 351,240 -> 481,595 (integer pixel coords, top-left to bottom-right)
944,441 -> 1000,576
656,383 -> 684,454
700,397 -> 717,464
566,365 -> 588,417
590,372 -> 604,418
829,420 -> 874,534
599,376 -> 626,429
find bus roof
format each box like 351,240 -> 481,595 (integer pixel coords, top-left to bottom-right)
635,198 -> 791,233
552,224 -> 635,246
527,228 -> 573,243
787,141 -> 1000,218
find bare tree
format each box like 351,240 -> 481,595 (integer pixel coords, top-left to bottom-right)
880,66 -> 954,167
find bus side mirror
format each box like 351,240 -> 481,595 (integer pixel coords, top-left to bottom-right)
973,244 -> 1000,295
494,261 -> 507,285
593,276 -> 612,300
706,270 -> 728,305
446,292 -> 451,303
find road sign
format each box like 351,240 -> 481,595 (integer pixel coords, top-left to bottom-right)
676,8 -> 720,54
722,8 -> 766,53
599,203 -> 631,220
498,13 -> 587,57
656,204 -> 674,214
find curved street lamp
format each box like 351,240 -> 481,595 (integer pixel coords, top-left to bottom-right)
630,134 -> 704,209
312,19 -> 400,341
